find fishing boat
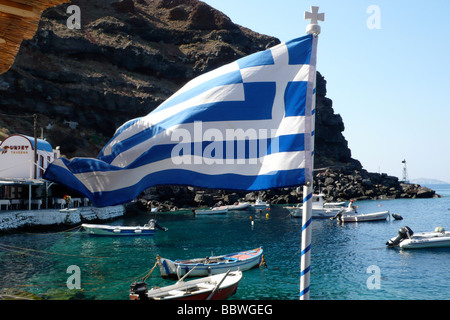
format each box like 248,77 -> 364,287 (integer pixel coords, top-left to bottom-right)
331,210 -> 390,222
81,219 -> 167,236
251,198 -> 270,210
226,202 -> 250,211
386,226 -> 450,249
130,270 -> 242,300
158,247 -> 264,278
287,194 -> 355,219
194,206 -> 228,215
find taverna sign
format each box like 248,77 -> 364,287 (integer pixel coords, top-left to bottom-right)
0,134 -> 58,179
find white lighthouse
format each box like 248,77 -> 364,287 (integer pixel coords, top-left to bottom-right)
401,159 -> 409,183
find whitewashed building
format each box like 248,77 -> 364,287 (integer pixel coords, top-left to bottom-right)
0,134 -> 61,209
0,134 -> 59,179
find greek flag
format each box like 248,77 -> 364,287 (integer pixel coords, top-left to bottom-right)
44,34 -> 316,207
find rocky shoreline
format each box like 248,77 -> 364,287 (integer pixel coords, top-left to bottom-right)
134,167 -> 438,213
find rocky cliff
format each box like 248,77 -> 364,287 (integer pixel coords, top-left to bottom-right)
0,0 -> 278,156
0,0 -> 436,209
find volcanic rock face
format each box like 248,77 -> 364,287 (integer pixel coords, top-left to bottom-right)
0,0 -> 436,208
0,0 -> 279,156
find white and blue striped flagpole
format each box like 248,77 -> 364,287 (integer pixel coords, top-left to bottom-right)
300,6 -> 324,300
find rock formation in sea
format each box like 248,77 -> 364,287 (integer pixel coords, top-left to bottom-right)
0,0 -> 437,211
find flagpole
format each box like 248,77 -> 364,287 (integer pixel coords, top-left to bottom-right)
300,6 -> 324,301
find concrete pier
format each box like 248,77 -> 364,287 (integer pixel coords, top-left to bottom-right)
0,205 -> 125,232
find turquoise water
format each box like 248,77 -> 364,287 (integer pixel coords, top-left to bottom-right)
0,185 -> 449,300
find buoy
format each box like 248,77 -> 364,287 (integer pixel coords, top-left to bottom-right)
266,213 -> 269,219
391,213 -> 403,220
251,221 -> 254,226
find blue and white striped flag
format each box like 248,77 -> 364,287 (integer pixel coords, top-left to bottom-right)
44,34 -> 316,207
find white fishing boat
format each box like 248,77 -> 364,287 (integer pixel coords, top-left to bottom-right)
251,198 -> 270,210
332,210 -> 390,222
387,226 -> 450,249
82,219 -> 167,236
226,202 -> 250,211
194,205 -> 228,215
158,247 -> 263,278
287,194 -> 355,218
130,270 -> 242,300
324,201 -> 346,207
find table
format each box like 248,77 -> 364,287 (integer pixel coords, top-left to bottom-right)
24,199 -> 42,210
10,199 -> 22,209
55,199 -> 66,209
72,198 -> 82,207
0,200 -> 11,210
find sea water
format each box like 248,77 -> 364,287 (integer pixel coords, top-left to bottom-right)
0,185 -> 449,300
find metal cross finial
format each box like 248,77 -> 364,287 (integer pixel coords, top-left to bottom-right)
304,6 -> 324,35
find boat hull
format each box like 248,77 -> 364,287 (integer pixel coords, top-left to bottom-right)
340,211 -> 390,222
289,208 -> 355,219
226,202 -> 250,210
195,206 -> 228,215
82,224 -> 155,236
399,232 -> 450,249
251,205 -> 269,210
158,248 -> 263,278
130,271 -> 242,300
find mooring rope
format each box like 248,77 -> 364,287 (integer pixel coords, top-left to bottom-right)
22,225 -> 83,236
141,260 -> 159,282
0,243 -> 111,260
88,260 -> 161,299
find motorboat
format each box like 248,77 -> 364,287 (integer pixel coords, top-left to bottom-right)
130,270 -> 242,300
251,198 -> 270,210
157,247 -> 264,278
386,226 -> 450,249
331,210 -> 390,222
81,219 -> 167,236
226,202 -> 250,211
287,194 -> 355,218
324,201 -> 346,207
194,206 -> 228,215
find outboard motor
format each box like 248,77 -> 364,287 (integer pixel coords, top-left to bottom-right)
148,219 -> 168,232
386,226 -> 414,247
130,281 -> 148,300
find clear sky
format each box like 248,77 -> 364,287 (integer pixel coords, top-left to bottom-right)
202,0 -> 450,183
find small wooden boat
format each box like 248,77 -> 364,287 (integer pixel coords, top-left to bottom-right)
333,210 -> 390,222
82,219 -> 167,236
387,226 -> 450,249
194,206 -> 228,215
158,247 -> 264,278
130,270 -> 242,300
226,202 -> 250,211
